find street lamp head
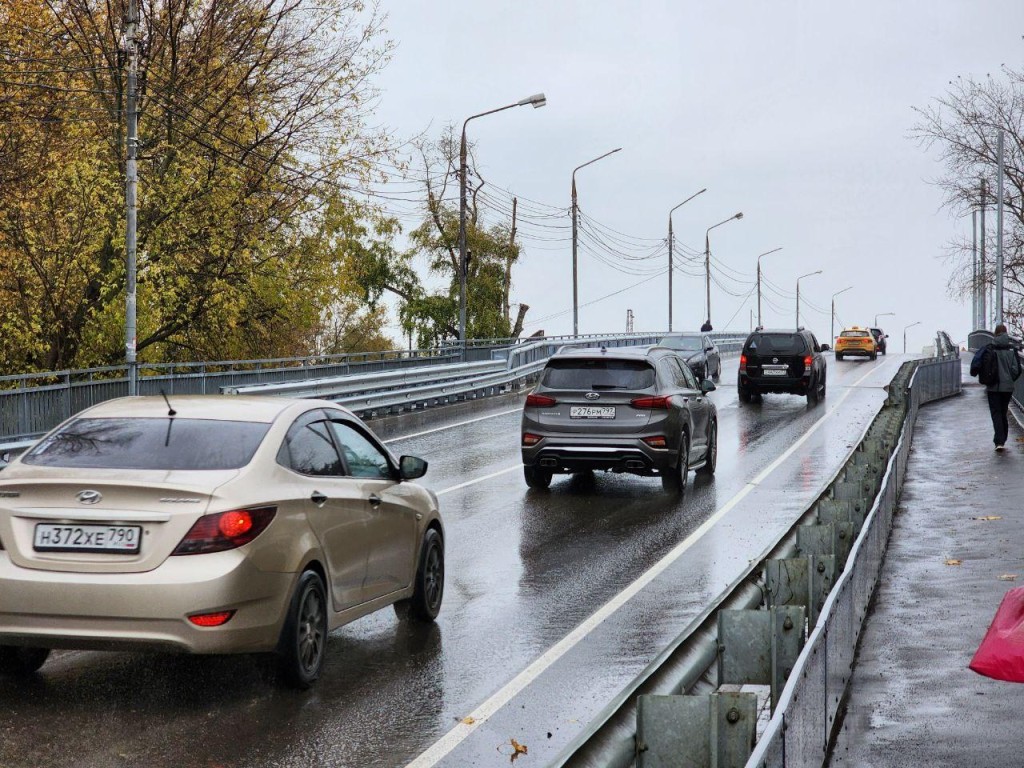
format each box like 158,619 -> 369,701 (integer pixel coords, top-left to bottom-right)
519,93 -> 547,108
734,212 -> 744,220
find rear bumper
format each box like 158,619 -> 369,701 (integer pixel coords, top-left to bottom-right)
739,373 -> 809,395
521,437 -> 673,475
0,550 -> 294,654
836,347 -> 874,357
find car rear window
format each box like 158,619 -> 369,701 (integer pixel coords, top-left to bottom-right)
744,333 -> 808,355
542,359 -> 656,390
659,336 -> 702,352
840,330 -> 869,337
23,417 -> 271,470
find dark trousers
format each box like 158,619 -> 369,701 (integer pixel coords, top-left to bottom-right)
987,390 -> 1014,446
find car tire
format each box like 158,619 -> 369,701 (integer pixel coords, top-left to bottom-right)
738,376 -> 751,403
881,348 -> 886,355
403,528 -> 444,622
807,378 -> 819,405
278,570 -> 328,690
0,646 -> 50,676
836,353 -> 843,361
662,434 -> 689,494
696,421 -> 717,476
524,465 -> 552,489
870,352 -> 877,360
712,361 -> 721,382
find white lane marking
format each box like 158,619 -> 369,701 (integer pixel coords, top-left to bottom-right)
384,408 -> 522,444
435,466 -> 521,496
405,354 -> 891,768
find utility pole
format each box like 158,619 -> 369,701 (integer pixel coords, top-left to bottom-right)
123,0 -> 140,395
996,130 -> 1005,325
980,177 -> 987,329
667,189 -> 706,332
626,308 -> 634,333
972,210 -> 978,330
571,148 -> 621,336
755,247 -> 781,327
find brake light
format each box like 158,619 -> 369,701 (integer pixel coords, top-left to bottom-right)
188,610 -> 235,627
526,393 -> 557,407
803,355 -> 813,368
739,354 -> 747,373
630,396 -> 671,409
522,433 -> 542,446
172,506 -> 276,555
642,436 -> 668,448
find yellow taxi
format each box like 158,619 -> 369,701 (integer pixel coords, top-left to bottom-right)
835,326 -> 878,361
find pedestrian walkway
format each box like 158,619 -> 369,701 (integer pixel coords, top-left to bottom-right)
830,383 -> 1024,767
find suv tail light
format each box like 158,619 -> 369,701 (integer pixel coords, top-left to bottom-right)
642,436 -> 668,448
172,506 -> 276,555
739,354 -> 747,373
526,393 -> 557,407
803,355 -> 813,369
522,433 -> 542,446
630,395 -> 671,409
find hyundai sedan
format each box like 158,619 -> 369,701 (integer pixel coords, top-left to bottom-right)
0,396 -> 443,688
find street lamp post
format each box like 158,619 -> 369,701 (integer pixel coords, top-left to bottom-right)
571,147 -> 622,336
704,212 -> 744,328
903,321 -> 921,354
830,286 -> 853,345
756,247 -> 782,328
459,93 -> 546,351
874,311 -> 895,328
795,270 -> 823,327
667,188 -> 707,332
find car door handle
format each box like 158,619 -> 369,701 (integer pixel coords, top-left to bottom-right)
368,493 -> 382,508
310,491 -> 327,506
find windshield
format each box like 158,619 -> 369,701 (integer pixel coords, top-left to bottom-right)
659,336 -> 703,352
744,333 -> 808,355
23,417 -> 271,470
542,359 -> 656,390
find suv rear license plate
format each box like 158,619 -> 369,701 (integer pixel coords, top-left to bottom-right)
34,523 -> 142,554
570,406 -> 615,419
762,369 -> 788,376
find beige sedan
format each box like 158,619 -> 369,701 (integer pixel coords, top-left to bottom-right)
0,396 -> 443,688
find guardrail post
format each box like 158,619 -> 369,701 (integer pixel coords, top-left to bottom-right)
718,606 -> 805,712
636,691 -> 758,768
766,556 -> 835,629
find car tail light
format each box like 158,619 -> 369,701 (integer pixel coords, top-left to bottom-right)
803,355 -> 813,368
522,433 -> 542,446
739,354 -> 747,373
188,610 -> 235,627
630,395 -> 671,409
642,436 -> 668,448
172,506 -> 276,555
526,393 -> 557,407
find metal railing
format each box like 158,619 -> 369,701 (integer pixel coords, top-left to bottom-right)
0,331 -> 746,448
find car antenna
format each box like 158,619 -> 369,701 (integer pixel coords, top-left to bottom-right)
160,389 -> 177,417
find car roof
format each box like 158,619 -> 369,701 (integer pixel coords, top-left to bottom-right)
841,326 -> 870,332
550,345 -> 668,361
79,395 -> 353,423
746,328 -> 808,336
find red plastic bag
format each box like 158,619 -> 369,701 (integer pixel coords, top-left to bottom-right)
970,587 -> 1024,682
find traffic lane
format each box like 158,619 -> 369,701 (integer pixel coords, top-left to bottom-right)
424,384 -> 890,766
0,356 -> 895,768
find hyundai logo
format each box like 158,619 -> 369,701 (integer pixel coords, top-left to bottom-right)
584,392 -> 601,401
76,490 -> 102,505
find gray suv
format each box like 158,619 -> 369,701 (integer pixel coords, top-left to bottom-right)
520,346 -> 718,493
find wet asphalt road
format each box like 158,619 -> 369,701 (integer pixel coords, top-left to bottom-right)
1,354 -> 901,768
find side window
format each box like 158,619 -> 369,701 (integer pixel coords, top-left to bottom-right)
674,358 -> 699,389
329,421 -> 393,480
279,411 -> 343,476
810,334 -> 821,352
703,335 -> 712,351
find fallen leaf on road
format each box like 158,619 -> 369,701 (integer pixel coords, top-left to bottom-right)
461,716 -> 476,726
973,516 -> 1003,521
945,559 -> 962,566
496,738 -> 529,763
1000,574 -> 1018,581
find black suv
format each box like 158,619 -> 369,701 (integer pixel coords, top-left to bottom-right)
738,328 -> 828,405
869,327 -> 888,355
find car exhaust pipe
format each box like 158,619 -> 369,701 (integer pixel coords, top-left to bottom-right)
624,460 -> 646,470
539,457 -> 558,468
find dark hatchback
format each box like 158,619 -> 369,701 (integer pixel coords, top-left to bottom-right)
738,328 -> 828,405
658,333 -> 721,381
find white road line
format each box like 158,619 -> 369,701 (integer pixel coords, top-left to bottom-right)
435,466 -> 521,496
384,408 -> 522,443
405,355 -> 891,768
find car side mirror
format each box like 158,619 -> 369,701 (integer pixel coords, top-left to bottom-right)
0,452 -> 8,471
399,455 -> 428,480
700,379 -> 717,394
821,344 -> 831,352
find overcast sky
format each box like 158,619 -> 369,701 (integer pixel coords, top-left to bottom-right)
369,1 -> 1024,352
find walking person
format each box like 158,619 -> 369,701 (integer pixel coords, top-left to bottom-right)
973,324 -> 1023,451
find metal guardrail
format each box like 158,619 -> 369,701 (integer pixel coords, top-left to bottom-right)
1,331 -> 746,448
